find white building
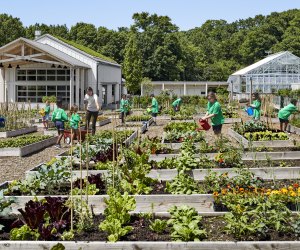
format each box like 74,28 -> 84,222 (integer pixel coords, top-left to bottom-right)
0,34 -> 124,109
141,81 -> 228,96
228,51 -> 300,94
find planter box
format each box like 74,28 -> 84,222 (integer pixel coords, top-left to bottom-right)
0,136 -> 58,157
123,130 -> 138,146
98,118 -> 111,127
261,117 -> 279,124
288,124 -> 300,135
224,118 -> 242,124
2,241 -> 300,250
43,130 -> 58,136
149,151 -> 300,162
157,115 -> 171,120
117,124 -> 147,135
0,126 -> 37,138
3,192 -> 214,214
228,128 -> 294,148
25,166 -> 300,181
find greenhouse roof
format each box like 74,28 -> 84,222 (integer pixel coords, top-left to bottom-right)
232,51 -> 288,76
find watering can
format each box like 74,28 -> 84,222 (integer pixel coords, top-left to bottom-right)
197,119 -> 211,131
246,107 -> 254,116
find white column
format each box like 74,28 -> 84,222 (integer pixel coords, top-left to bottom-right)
0,68 -> 4,102
162,83 -> 165,90
183,83 -> 187,96
80,69 -> 85,109
75,68 -> 80,106
69,67 -> 74,109
114,84 -> 120,103
205,83 -> 208,96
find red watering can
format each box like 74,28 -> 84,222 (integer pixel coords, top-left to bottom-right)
197,119 -> 211,131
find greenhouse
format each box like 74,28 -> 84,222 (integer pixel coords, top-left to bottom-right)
228,51 -> 300,94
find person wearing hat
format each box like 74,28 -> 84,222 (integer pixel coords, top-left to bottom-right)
172,98 -> 182,112
149,94 -> 159,125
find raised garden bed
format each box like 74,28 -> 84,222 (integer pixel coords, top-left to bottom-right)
98,118 -> 111,127
149,151 -> 300,162
0,126 -> 37,138
0,135 -> 57,157
43,129 -> 58,136
117,124 -> 147,134
25,165 -> 300,181
288,124 -> 300,135
228,128 -> 294,148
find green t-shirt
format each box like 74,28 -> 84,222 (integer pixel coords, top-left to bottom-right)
44,105 -> 50,114
172,99 -> 181,107
152,98 -> 159,114
278,103 -> 298,120
207,101 -> 224,126
120,99 -> 129,113
252,100 -> 261,119
51,108 -> 68,122
70,113 -> 81,129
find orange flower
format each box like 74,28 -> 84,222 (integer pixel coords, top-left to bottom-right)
293,183 -> 299,189
239,188 -> 245,192
213,191 -> 219,197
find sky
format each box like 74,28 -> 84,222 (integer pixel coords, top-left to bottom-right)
1,0 -> 299,31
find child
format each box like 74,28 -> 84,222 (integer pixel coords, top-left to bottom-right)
51,99 -> 68,149
120,94 -> 129,124
42,100 -> 50,130
249,93 -> 261,120
201,92 -> 224,135
149,94 -> 159,125
69,105 -> 81,144
172,98 -> 182,112
278,99 -> 299,132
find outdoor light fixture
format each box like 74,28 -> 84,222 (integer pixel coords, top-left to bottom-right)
63,66 -> 67,69
8,64 -> 12,68
0,63 -> 3,68
16,65 -> 20,69
57,65 -> 62,68
51,64 -> 56,68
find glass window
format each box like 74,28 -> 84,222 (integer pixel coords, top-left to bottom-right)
28,91 -> 36,97
47,75 -> 56,81
57,70 -> 66,75
57,86 -> 66,91
27,70 -> 36,75
47,86 -> 56,91
27,76 -> 36,81
17,76 -> 26,81
37,86 -> 46,91
37,76 -> 46,81
17,70 -> 26,75
47,70 -> 55,75
37,70 -> 46,75
57,76 -> 66,81
18,86 -> 27,91
28,86 -> 36,91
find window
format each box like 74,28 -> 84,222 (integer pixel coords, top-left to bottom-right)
16,69 -> 74,82
16,84 -> 71,103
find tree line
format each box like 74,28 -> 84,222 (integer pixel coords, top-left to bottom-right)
0,9 -> 300,93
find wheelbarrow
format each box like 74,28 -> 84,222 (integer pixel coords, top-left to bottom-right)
63,127 -> 91,144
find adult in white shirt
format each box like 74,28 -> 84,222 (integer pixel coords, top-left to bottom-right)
84,87 -> 100,135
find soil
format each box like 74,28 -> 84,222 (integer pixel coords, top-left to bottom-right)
0,215 -> 298,242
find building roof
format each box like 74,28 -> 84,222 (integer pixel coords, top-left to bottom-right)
232,51 -> 287,76
36,34 -> 120,67
0,37 -> 90,68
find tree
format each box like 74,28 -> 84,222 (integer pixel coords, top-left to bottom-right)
0,14 -> 25,46
25,23 -> 69,39
69,22 -> 97,50
123,32 -> 143,94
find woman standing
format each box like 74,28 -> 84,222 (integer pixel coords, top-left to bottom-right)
149,94 -> 159,125
84,87 -> 100,135
201,92 -> 224,135
120,94 -> 129,124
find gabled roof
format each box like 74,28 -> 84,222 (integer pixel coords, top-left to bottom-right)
232,51 -> 288,76
0,37 -> 90,68
36,34 -> 120,67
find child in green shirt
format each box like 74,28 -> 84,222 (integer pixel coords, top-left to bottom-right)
70,105 -> 81,144
278,99 -> 298,132
201,92 -> 224,135
51,99 -> 68,149
249,93 -> 261,120
120,94 -> 129,124
42,100 -> 50,130
172,98 -> 182,112
149,94 -> 159,125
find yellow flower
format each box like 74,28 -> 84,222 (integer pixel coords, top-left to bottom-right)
213,191 -> 219,197
266,191 -> 271,196
290,191 -> 297,197
281,188 -> 288,194
288,186 -> 293,191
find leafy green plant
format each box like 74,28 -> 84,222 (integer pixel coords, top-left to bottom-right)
0,190 -> 14,231
99,188 -> 136,242
149,219 -> 167,233
0,135 -> 52,148
166,173 -> 200,194
167,205 -> 207,241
